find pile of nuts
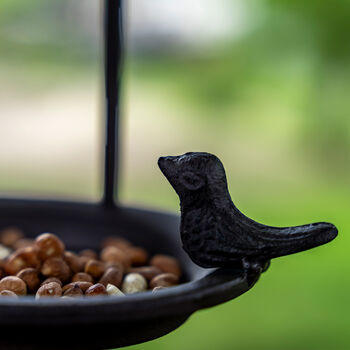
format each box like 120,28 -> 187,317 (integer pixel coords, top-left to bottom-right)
0,227 -> 182,299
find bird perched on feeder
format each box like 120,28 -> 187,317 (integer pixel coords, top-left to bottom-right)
158,152 -> 338,273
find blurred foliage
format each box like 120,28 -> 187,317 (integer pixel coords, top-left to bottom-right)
268,0 -> 350,59
127,0 -> 350,180
0,0 -> 98,69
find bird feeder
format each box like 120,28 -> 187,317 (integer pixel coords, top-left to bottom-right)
0,1 -> 262,349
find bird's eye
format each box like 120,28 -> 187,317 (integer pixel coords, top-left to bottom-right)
179,172 -> 205,191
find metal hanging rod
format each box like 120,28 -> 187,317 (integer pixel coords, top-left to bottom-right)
103,0 -> 123,207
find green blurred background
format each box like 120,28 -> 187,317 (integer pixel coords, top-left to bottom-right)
0,1 -> 349,349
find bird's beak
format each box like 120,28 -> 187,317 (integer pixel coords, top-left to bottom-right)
158,156 -> 179,179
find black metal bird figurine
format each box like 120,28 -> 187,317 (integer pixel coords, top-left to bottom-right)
158,152 -> 338,272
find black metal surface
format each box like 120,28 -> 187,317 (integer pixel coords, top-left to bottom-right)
103,0 -> 123,206
158,152 -> 338,269
0,199 -> 260,350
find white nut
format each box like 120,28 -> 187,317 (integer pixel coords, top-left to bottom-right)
0,244 -> 11,260
106,283 -> 124,296
121,273 -> 147,294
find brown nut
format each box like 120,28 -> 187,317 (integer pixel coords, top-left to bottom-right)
152,286 -> 167,292
126,247 -> 148,266
72,272 -> 94,284
128,266 -> 162,281
63,251 -> 84,274
34,233 -> 65,261
63,281 -> 93,293
36,282 -> 62,298
0,290 -> 18,297
99,266 -> 123,288
63,284 -> 84,297
5,246 -> 41,275
79,249 -> 97,260
16,268 -> 40,292
85,283 -> 108,296
13,238 -> 35,250
149,273 -> 179,289
78,255 -> 90,270
105,261 -> 124,271
101,236 -> 132,250
150,255 -> 181,277
0,267 -> 4,280
84,259 -> 106,279
0,227 -> 24,247
100,246 -> 131,269
40,277 -> 62,287
41,257 -> 70,283
0,276 -> 27,295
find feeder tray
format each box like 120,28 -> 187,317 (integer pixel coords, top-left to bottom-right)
0,1 -> 261,349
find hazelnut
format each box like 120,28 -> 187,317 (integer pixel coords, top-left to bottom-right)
105,261 -> 124,270
5,246 -> 41,275
106,283 -> 124,296
63,284 -> 84,297
35,233 -> 65,261
101,236 -> 131,250
121,273 -> 147,294
63,251 -> 84,274
78,255 -> 90,270
0,227 -> 24,247
41,277 -> 62,287
0,290 -> 18,297
13,238 -> 35,250
100,246 -> 131,269
99,266 -> 123,288
0,230 -> 185,300
72,272 -> 94,283
62,281 -> 92,293
126,247 -> 148,266
79,249 -> 97,260
16,268 -> 40,292
0,276 -> 27,295
85,283 -> 108,296
41,257 -> 70,283
36,282 -> 62,298
84,259 -> 106,279
150,254 -> 182,277
149,273 -> 179,289
128,266 -> 162,281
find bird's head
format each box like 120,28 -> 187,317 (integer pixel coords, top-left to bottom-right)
158,152 -> 228,201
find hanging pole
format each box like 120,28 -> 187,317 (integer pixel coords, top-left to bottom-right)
103,0 -> 123,207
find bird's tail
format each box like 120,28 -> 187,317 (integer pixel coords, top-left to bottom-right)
258,222 -> 338,259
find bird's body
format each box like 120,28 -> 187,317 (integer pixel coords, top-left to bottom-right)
158,152 -> 338,269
